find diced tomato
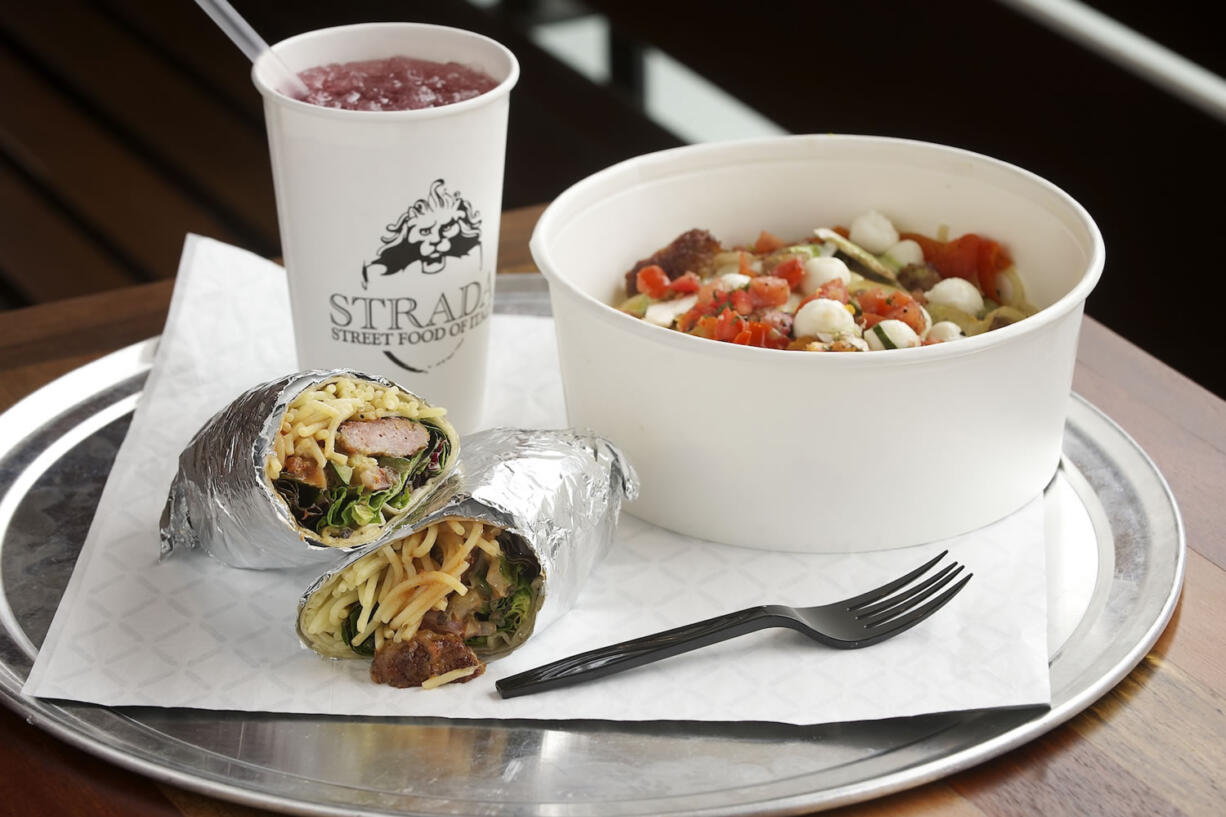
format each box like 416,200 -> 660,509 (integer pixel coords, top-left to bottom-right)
858,287 -> 915,313
832,226 -> 850,239
900,231 -> 1012,298
856,287 -> 926,334
977,237 -> 1011,275
753,230 -> 786,254
695,281 -> 720,308
635,265 -> 671,299
732,320 -> 788,349
889,302 -> 927,335
817,278 -> 848,304
692,315 -> 718,339
771,257 -> 805,290
679,287 -> 719,331
931,235 -> 981,282
976,236 -> 1011,301
885,290 -> 915,311
714,308 -> 746,342
730,288 -> 753,315
748,275 -> 790,308
899,231 -> 942,261
668,271 -> 700,294
855,287 -> 896,316
795,279 -> 851,315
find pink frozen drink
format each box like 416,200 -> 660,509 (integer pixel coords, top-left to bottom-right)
296,56 -> 498,111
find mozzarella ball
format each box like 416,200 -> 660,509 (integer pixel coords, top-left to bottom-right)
801,256 -> 851,294
793,298 -> 857,338
926,320 -> 964,343
720,272 -> 752,290
882,238 -> 924,268
643,295 -> 697,327
925,277 -> 984,314
865,319 -> 920,350
849,210 -> 900,254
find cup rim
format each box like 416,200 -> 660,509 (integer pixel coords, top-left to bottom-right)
530,134 -> 1106,367
252,22 -> 520,121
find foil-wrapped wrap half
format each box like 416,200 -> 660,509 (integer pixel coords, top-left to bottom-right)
296,427 -> 638,689
160,371 -> 459,569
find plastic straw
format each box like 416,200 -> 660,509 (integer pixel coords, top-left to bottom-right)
193,0 -> 309,97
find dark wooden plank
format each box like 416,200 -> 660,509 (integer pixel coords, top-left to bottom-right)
1070,651 -> 1226,816
98,0 -> 266,127
0,44 -> 241,285
0,161 -> 136,301
0,705 -> 182,817
1153,550 -> 1226,693
954,722 -> 1188,817
0,0 -> 279,255
0,278 -> 173,371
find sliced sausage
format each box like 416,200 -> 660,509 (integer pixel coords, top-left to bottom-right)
336,417 -> 429,458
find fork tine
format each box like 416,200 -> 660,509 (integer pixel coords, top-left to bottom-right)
839,550 -> 948,609
855,562 -> 963,619
859,565 -> 964,626
863,573 -> 973,641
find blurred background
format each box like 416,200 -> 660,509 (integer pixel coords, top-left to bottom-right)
1,0 -> 1222,396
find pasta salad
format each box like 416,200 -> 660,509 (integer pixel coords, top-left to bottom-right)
616,210 -> 1035,351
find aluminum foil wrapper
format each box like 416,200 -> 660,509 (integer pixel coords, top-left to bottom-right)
159,370 -> 457,570
296,427 -> 639,652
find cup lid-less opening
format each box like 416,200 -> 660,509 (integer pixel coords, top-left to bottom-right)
252,22 -> 519,121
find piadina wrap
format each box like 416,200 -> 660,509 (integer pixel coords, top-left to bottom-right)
160,371 -> 458,569
295,427 -> 638,689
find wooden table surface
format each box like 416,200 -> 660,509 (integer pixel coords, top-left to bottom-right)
0,204 -> 1223,817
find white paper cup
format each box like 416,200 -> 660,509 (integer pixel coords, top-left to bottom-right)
253,24 -> 519,433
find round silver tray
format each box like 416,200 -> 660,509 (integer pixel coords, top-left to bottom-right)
0,276 -> 1184,816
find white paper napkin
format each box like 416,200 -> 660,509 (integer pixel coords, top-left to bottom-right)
24,235 -> 1050,724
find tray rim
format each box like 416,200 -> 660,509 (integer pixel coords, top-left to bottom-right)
0,310 -> 1186,817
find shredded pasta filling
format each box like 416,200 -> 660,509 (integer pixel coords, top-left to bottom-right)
263,375 -> 454,545
300,519 -> 543,688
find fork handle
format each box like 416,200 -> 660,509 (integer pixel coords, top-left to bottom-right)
495,605 -> 792,698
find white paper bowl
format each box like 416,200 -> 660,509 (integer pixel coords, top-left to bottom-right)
530,135 -> 1103,551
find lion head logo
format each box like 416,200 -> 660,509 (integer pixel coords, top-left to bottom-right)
361,179 -> 482,288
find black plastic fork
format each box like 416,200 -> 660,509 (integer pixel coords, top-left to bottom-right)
496,551 -> 971,699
